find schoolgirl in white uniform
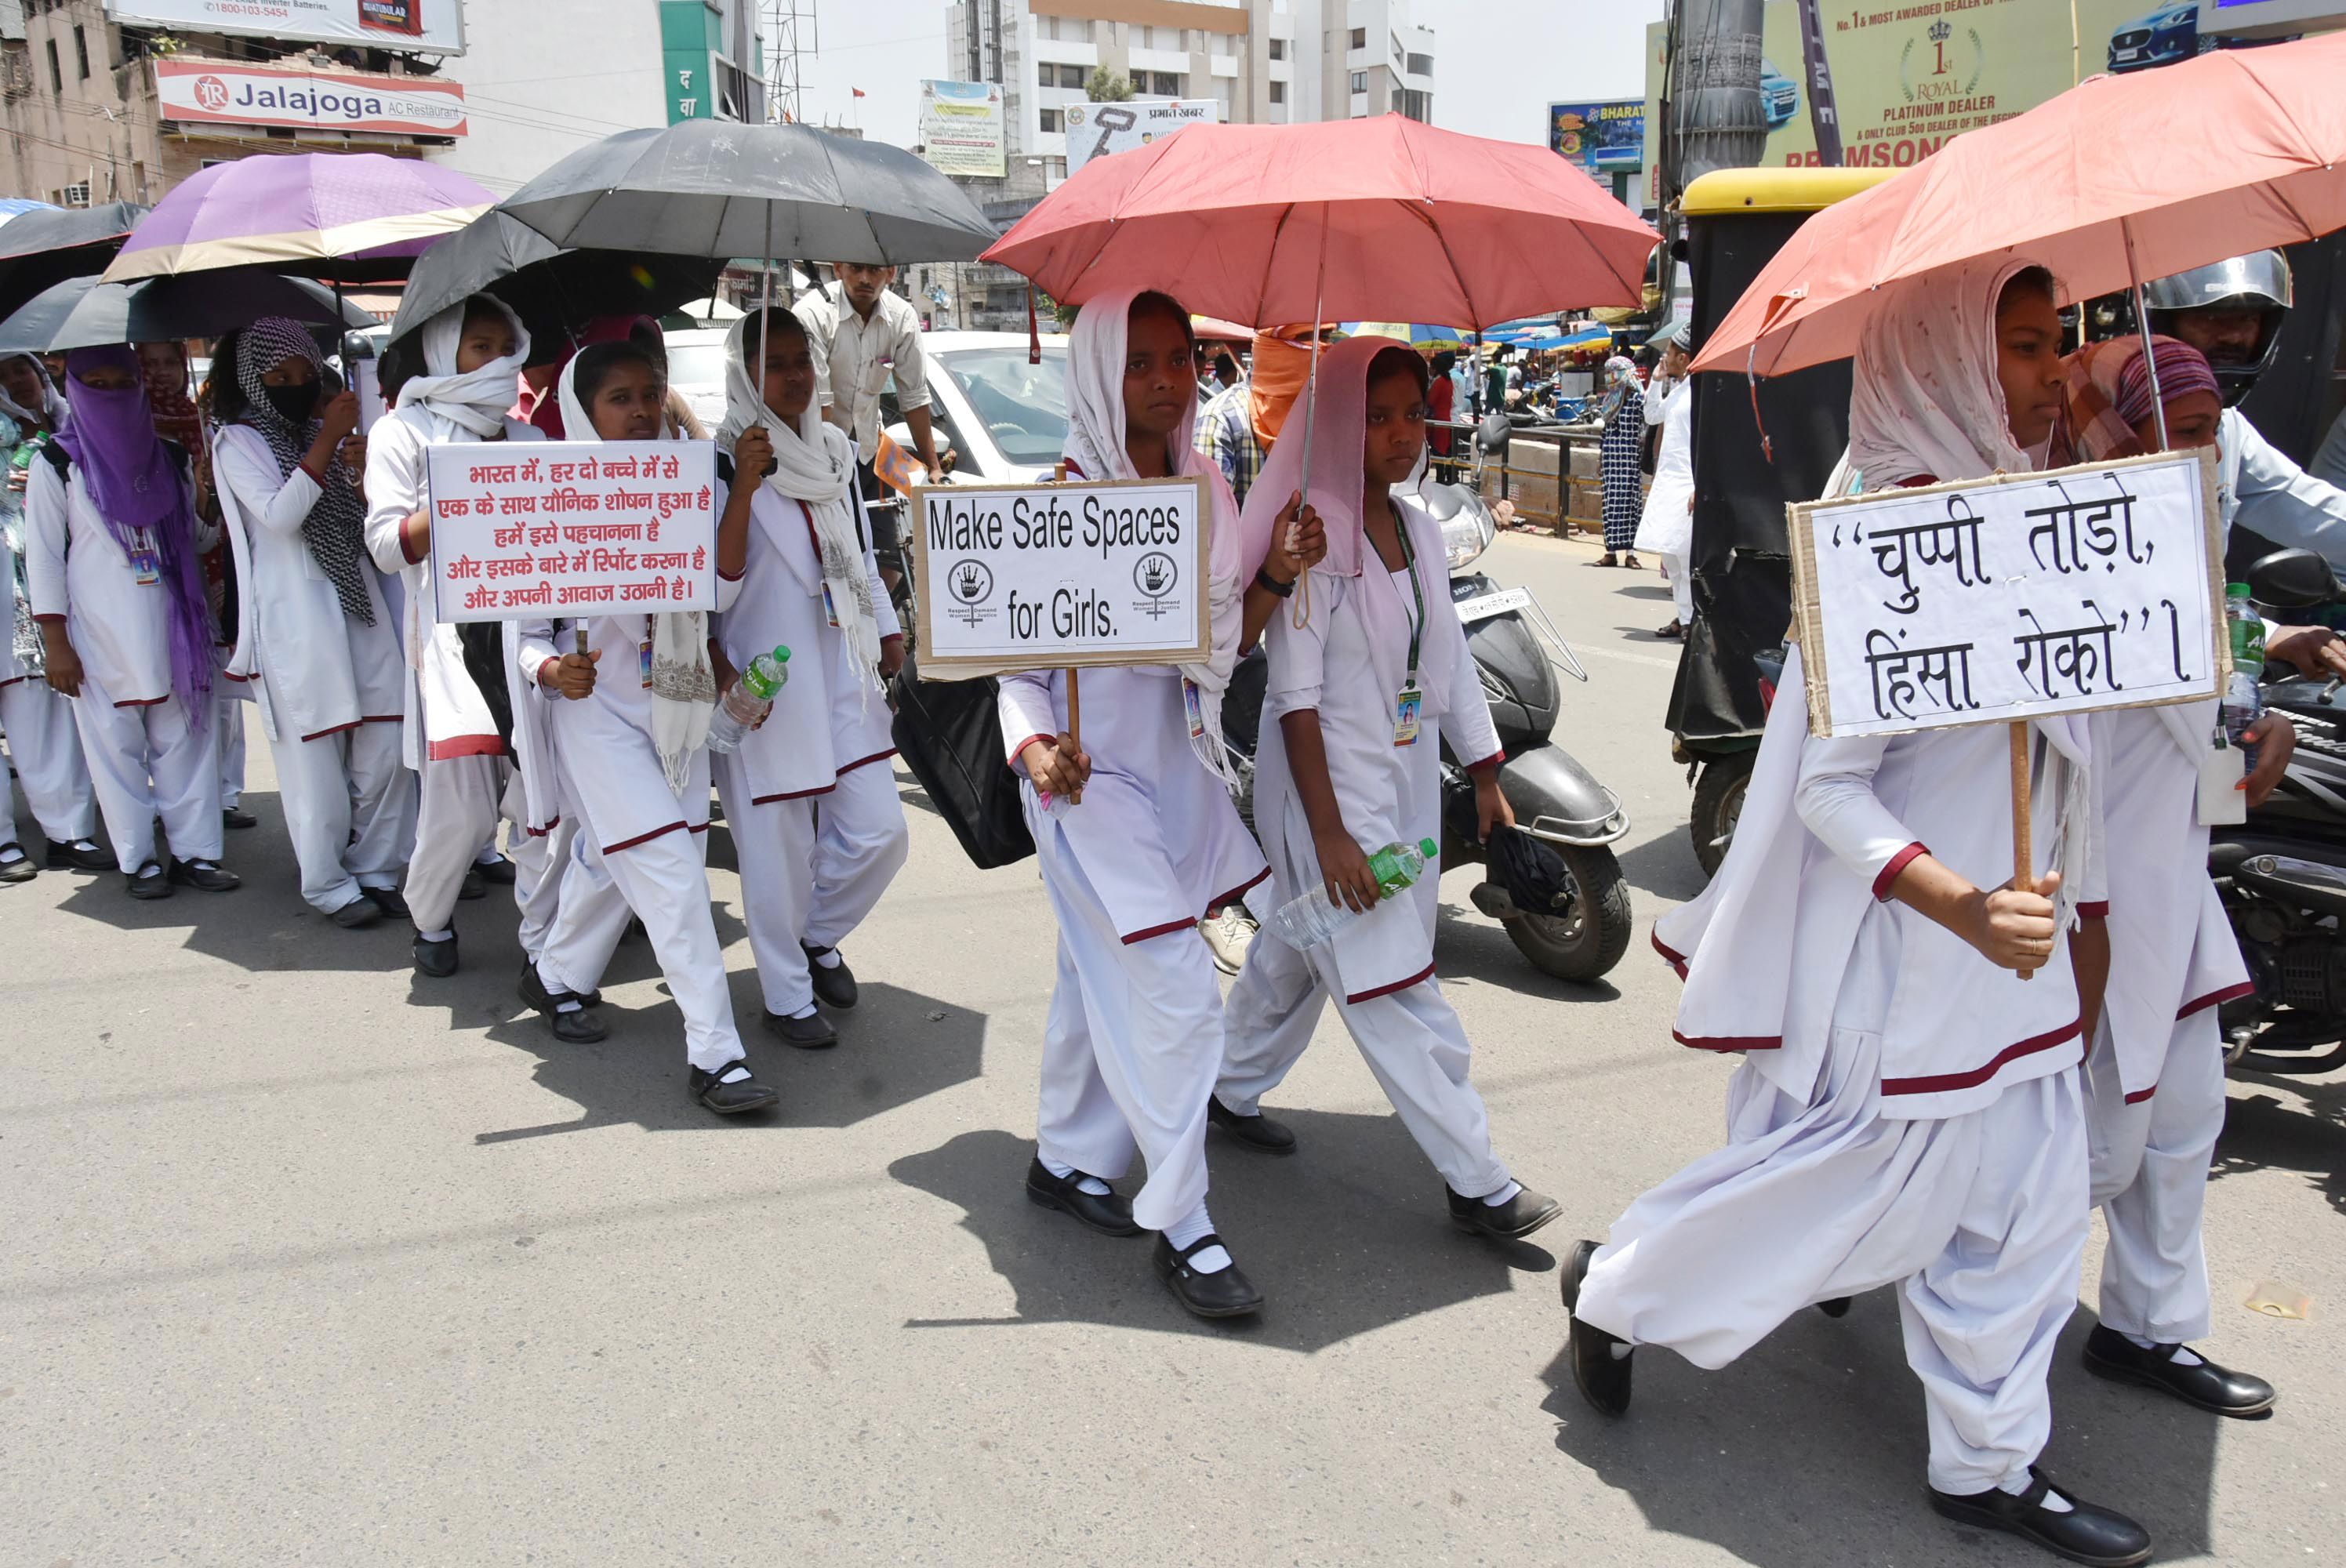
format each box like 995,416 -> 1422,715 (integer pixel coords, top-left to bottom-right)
515,341 -> 776,1116
710,307 -> 906,1047
24,345 -> 234,896
1211,338 -> 1556,1241
2,395 -> 105,883
212,317 -> 414,926
998,288 -> 1322,1319
1560,259 -> 2156,1568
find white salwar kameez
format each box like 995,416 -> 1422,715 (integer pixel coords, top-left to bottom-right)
2,510 -> 96,848
215,423 -> 414,913
23,458 -> 220,871
1634,375 -> 1694,626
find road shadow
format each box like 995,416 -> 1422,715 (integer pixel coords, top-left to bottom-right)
1538,1298 -> 2225,1566
471,978 -> 985,1144
888,1114 -> 1552,1351
1431,897 -> 1623,1004
2210,1073 -> 2346,1219
1611,582 -> 1674,602
1612,829 -> 1709,908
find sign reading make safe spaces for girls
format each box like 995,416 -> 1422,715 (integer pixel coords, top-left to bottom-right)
1789,449 -> 2228,739
913,477 -> 1210,676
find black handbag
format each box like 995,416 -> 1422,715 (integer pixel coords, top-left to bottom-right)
888,650 -> 1035,869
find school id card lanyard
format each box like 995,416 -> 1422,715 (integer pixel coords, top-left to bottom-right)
1387,500 -> 1424,748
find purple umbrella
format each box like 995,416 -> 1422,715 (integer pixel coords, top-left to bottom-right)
103,153 -> 492,284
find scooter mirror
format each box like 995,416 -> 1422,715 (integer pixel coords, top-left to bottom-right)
2245,547 -> 2337,612
1477,411 -> 1512,453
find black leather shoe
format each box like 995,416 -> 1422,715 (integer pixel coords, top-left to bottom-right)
45,837 -> 114,871
329,895 -> 382,928
1208,1094 -> 1297,1156
412,931 -> 459,978
363,885 -> 410,920
1818,1296 -> 1854,1319
0,847 -> 35,884
803,943 -> 859,1009
1153,1232 -> 1265,1319
518,964 -> 608,1043
127,861 -> 172,899
764,1009 -> 838,1050
169,858 -> 241,893
458,867 -> 486,902
476,855 -> 517,885
1023,1157 -> 1142,1237
1927,1468 -> 2152,1568
1447,1182 -> 1560,1240
690,1061 -> 779,1115
1563,1239 -> 1633,1416
222,805 -> 258,830
2083,1324 -> 2275,1417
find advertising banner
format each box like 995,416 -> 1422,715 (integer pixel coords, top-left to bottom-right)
912,477 -> 1211,675
107,1 -> 464,54
155,59 -> 467,137
425,442 -> 718,625
1062,98 -> 1224,178
1548,100 -> 1645,171
1788,452 -> 2224,738
919,80 -> 1007,179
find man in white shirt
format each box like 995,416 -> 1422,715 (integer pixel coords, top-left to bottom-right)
794,263 -> 943,492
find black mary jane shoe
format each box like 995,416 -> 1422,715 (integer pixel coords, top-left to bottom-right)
690,1060 -> 780,1116
458,867 -> 487,902
476,855 -> 517,886
1446,1182 -> 1561,1240
45,837 -> 114,872
222,805 -> 258,831
127,861 -> 173,900
1563,1239 -> 1633,1417
1206,1095 -> 1297,1156
764,1009 -> 839,1050
2082,1323 -> 2275,1417
170,858 -> 241,893
0,846 -> 36,884
1927,1468 -> 2152,1568
1023,1157 -> 1141,1237
517,964 -> 609,1043
802,942 -> 859,1010
412,931 -> 459,979
363,885 -> 410,920
1153,1232 -> 1265,1319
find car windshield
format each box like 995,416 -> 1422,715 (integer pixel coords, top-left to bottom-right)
663,343 -> 729,390
937,347 -> 1067,467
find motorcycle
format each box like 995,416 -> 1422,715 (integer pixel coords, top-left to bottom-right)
1219,478 -> 1636,983
2209,547 -> 2346,1078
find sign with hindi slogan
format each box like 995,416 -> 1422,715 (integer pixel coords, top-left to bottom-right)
423,441 -> 717,625
911,477 -> 1211,676
1788,449 -> 2228,739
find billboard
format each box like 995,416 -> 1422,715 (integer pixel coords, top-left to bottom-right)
919,79 -> 1007,179
156,58 -> 467,136
106,1 -> 465,54
1549,100 -> 1644,171
1062,98 -> 1223,178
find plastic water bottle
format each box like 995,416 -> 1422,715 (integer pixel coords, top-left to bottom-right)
706,645 -> 789,754
2223,584 -> 2264,773
1268,837 -> 1438,950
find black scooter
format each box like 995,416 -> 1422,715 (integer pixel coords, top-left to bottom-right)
1220,481 -> 1634,982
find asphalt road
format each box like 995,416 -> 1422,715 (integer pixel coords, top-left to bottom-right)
3,531 -> 2340,1566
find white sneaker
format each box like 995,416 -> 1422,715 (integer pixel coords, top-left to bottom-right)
1200,904 -> 1259,975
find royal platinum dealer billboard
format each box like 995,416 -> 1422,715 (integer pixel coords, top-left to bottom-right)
106,0 -> 466,54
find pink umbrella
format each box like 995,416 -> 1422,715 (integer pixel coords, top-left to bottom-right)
104,152 -> 493,283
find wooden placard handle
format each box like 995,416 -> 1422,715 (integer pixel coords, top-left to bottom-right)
1065,666 -> 1080,751
2010,720 -> 2034,982
576,625 -> 590,659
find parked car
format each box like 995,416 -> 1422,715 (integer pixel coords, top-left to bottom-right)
2108,3 -> 2199,72
881,329 -> 1070,484
660,325 -> 733,435
1759,58 -> 1798,132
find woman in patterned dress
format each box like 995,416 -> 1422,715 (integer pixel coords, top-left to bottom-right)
1593,354 -> 1644,567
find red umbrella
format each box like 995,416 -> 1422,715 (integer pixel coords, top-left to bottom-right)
1690,32 -> 2346,381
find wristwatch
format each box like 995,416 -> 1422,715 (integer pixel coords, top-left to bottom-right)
1255,565 -> 1295,598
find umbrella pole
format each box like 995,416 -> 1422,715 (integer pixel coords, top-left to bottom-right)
1290,203 -> 1330,629
2122,216 -> 2170,452
758,207 -> 775,430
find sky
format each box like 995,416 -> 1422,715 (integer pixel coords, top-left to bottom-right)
782,1 -> 1666,152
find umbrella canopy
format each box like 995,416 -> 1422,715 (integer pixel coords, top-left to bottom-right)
0,272 -> 371,356
387,210 -> 727,356
0,201 -> 149,323
104,154 -> 494,284
1691,31 -> 2346,377
0,199 -> 58,226
497,120 -> 997,263
981,114 -> 1658,327
1335,322 -> 1473,351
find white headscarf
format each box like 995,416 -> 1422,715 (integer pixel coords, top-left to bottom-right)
715,309 -> 881,704
0,353 -> 68,430
1061,288 -> 1245,790
1840,255 -> 2043,492
556,347 -> 716,791
395,295 -> 531,441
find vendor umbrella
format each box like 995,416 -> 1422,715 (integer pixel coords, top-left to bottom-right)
1335,322 -> 1473,352
0,201 -> 147,321
387,210 -> 727,356
0,272 -> 371,356
104,153 -> 493,284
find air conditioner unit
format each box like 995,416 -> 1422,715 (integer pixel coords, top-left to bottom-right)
56,183 -> 92,208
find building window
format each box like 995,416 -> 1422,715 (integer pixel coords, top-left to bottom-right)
1040,16 -> 1057,42
73,24 -> 89,79
1059,63 -> 1085,89
1407,53 -> 1433,76
1404,89 -> 1431,122
1041,109 -> 1063,132
1349,27 -> 1366,49
1269,80 -> 1284,104
1142,71 -> 1178,96
1268,38 -> 1284,60
1350,71 -> 1367,94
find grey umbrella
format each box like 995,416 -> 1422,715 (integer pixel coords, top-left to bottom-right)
0,201 -> 149,321
0,272 -> 372,355
496,120 -> 997,263
388,211 -> 728,353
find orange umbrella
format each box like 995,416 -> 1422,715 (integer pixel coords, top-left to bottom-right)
1690,32 -> 2346,379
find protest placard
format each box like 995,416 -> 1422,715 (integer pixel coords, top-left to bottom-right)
423,441 -> 718,624
1788,448 -> 2228,740
910,476 -> 1211,677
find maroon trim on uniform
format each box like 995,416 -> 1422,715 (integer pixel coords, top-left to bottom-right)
602,819 -> 688,854
717,564 -> 745,583
427,733 -> 507,761
1651,929 -> 1689,980
2177,981 -> 2253,1019
1120,914 -> 1199,946
688,821 -> 710,834
1207,866 -> 1270,913
399,524 -> 427,565
300,719 -> 362,740
362,713 -> 402,724
297,457 -> 327,486
221,670 -> 252,682
1879,1020 -> 2081,1097
1462,750 -> 1505,775
2078,900 -> 2111,918
1673,1029 -> 1781,1051
838,746 -> 898,774
752,783 -> 836,804
0,674 -> 21,690
1346,961 -> 1437,1004
525,815 -> 562,837
31,612 -> 65,624
116,695 -> 170,708
2123,1083 -> 2158,1105
1872,840 -> 1929,901
1062,458 -> 1088,479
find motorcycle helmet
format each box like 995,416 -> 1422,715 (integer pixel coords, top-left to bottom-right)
2142,249 -> 2293,406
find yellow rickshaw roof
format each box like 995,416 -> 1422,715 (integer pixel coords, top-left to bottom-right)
1680,167 -> 1894,216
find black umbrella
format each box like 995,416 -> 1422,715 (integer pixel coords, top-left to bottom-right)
0,201 -> 149,323
0,272 -> 372,355
387,211 -> 728,356
496,120 -> 997,263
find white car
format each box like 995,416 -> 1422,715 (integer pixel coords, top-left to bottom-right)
660,325 -> 733,435
882,330 -> 1070,484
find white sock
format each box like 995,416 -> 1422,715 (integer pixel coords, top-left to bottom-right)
1608,1341 -> 1632,1359
1040,1156 -> 1111,1197
71,838 -> 100,852
790,1004 -> 819,1020
1164,1204 -> 1230,1273
2000,1475 -> 2073,1512
810,946 -> 844,970
717,1065 -> 750,1083
419,927 -> 454,943
0,844 -> 24,865
136,860 -> 162,877
1480,1180 -> 1523,1207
